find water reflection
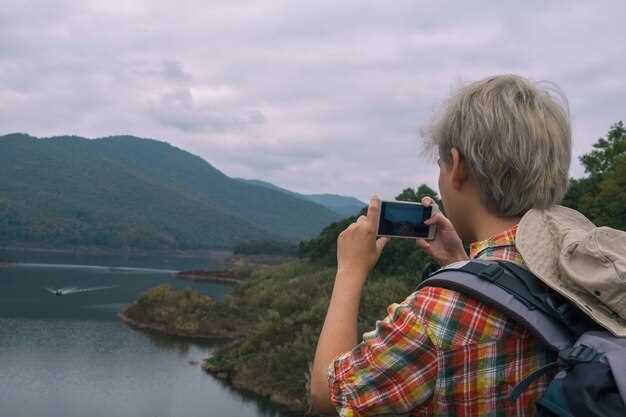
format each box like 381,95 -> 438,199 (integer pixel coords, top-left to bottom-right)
133,327 -> 300,417
208,375 -> 303,417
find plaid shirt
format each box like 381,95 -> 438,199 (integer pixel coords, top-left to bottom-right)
328,224 -> 549,417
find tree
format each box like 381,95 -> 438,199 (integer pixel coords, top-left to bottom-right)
586,154 -> 626,230
395,184 -> 440,205
564,121 -> 625,229
395,187 -> 419,202
580,121 -> 626,178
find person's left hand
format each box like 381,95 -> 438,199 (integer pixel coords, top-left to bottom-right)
336,195 -> 389,281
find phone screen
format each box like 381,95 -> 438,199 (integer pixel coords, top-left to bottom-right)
378,201 -> 432,238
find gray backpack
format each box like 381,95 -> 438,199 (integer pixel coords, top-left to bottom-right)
418,259 -> 626,417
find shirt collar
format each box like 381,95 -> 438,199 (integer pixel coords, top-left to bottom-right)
469,224 -> 519,259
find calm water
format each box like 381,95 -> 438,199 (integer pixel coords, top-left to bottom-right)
0,252 -> 292,417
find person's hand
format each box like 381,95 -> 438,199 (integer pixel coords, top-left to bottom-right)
416,196 -> 469,267
336,195 -> 389,281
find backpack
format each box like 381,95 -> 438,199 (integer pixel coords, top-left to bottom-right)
418,259 -> 626,417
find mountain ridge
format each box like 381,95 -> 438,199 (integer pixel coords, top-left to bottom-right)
235,178 -> 366,217
0,133 -> 344,250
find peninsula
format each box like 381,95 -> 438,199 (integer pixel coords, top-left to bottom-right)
120,284 -> 251,340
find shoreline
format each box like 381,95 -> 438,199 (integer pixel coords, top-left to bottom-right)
202,359 -> 305,412
175,270 -> 244,285
118,312 -> 240,341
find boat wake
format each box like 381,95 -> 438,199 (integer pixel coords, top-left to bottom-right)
44,285 -> 118,296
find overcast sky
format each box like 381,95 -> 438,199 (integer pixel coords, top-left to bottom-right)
1,1 -> 625,202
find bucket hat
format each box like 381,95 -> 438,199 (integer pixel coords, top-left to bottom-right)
517,205 -> 626,337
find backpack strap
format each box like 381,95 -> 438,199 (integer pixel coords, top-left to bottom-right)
418,260 -> 575,351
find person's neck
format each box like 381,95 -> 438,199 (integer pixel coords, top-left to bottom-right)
470,208 -> 522,243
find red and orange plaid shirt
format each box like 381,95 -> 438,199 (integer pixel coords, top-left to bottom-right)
328,224 -> 550,416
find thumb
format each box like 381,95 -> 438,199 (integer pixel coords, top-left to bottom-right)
376,237 -> 390,254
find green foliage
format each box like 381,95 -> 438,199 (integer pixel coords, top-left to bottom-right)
580,121 -> 626,178
233,240 -> 299,256
205,261 -> 414,405
124,284 -> 250,337
237,178 -> 366,217
0,134 -> 341,250
564,121 -> 626,228
304,194 -> 366,217
395,184 -> 440,205
297,216 -> 355,266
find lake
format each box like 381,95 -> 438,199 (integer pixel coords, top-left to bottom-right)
0,251 -> 294,417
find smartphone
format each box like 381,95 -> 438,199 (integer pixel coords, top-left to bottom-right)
377,200 -> 438,240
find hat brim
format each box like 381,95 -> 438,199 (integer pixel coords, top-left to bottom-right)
516,206 -> 626,336
517,205 -> 595,289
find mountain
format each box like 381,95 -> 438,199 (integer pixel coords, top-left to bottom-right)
235,178 -> 366,217
0,133 -> 342,250
305,194 -> 366,217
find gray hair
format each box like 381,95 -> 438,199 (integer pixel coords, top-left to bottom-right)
423,74 -> 572,216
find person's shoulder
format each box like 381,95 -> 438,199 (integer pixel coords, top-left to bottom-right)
404,286 -> 532,350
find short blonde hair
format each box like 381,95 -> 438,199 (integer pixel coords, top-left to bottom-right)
423,74 -> 571,216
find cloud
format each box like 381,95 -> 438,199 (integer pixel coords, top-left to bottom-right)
160,60 -> 192,83
0,0 -> 625,201
151,87 -> 265,132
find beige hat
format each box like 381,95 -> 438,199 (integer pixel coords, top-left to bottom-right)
517,205 -> 626,337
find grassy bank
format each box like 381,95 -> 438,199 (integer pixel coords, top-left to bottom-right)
204,261 -> 416,411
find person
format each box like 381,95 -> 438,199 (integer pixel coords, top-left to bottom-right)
310,74 -> 572,416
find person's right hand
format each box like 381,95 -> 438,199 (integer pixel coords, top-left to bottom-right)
416,196 -> 469,267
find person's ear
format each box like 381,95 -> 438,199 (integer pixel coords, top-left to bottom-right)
450,148 -> 469,191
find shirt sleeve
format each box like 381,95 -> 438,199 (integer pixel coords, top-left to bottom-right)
327,291 -> 438,417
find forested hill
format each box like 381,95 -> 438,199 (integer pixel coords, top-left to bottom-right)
0,133 -> 342,250
235,178 -> 366,217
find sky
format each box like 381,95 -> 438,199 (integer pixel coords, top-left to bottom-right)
1,1 -> 625,202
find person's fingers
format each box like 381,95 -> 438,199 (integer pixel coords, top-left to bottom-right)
356,215 -> 367,224
423,213 -> 438,225
366,195 -> 381,228
416,238 -> 436,258
376,237 -> 390,254
416,238 -> 430,251
424,212 -> 450,227
421,196 -> 434,206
